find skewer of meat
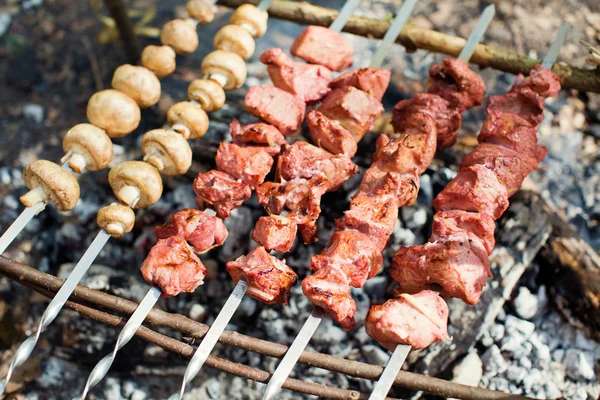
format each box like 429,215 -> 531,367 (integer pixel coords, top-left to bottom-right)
262,6 -> 497,399
166,1 -> 376,397
366,23 -> 569,400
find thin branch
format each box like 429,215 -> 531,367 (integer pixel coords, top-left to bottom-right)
0,256 -> 532,400
216,0 -> 600,93
102,0 -> 141,63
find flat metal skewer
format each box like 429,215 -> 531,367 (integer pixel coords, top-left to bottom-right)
368,19 -> 569,400
261,1 -> 419,398
457,4 -> 495,62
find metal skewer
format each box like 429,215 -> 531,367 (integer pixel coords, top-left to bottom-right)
166,2 -> 365,399
367,20 -> 569,400
261,1 -> 419,399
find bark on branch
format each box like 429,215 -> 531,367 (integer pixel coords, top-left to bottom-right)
0,256 -> 531,400
216,0 -> 600,93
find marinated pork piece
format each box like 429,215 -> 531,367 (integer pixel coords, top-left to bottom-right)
432,210 -> 496,255
302,266 -> 356,330
141,236 -> 207,298
215,142 -> 274,188
306,110 -> 357,157
154,209 -> 228,254
433,164 -> 510,220
230,118 -> 287,156
290,26 -> 353,72
511,64 -> 561,99
252,215 -> 297,252
391,237 -> 492,305
427,58 -> 486,111
371,132 -> 437,177
226,246 -> 298,304
277,141 -> 358,191
245,85 -> 306,135
319,86 -> 384,142
193,170 -> 252,219
260,48 -> 332,102
392,93 -> 461,148
478,111 -> 544,157
329,67 -> 391,101
311,230 -> 383,287
366,291 -> 449,351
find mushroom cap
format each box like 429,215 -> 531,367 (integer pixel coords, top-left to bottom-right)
167,101 -> 210,139
108,161 -> 163,209
214,24 -> 255,60
22,160 -> 80,211
230,4 -> 268,38
111,64 -> 161,108
141,45 -> 176,78
186,0 -> 214,24
62,123 -> 113,172
142,129 -> 193,176
97,203 -> 135,237
160,19 -> 199,55
187,79 -> 226,112
202,50 -> 247,91
87,89 -> 141,138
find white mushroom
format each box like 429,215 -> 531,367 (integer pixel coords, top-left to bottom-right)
214,24 -> 255,60
186,0 -> 215,24
141,129 -> 192,175
97,203 -> 135,238
20,160 -> 80,211
167,101 -> 209,139
111,64 -> 161,108
230,4 -> 268,38
201,50 -> 247,91
86,89 -> 141,138
160,19 -> 199,55
61,123 -> 113,173
141,45 -> 177,78
108,161 -> 163,209
187,79 -> 226,112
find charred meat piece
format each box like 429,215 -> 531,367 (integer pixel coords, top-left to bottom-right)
290,26 -> 353,72
329,67 -> 391,101
141,236 -> 207,298
193,170 -> 252,219
433,164 -> 510,220
154,209 -> 228,253
302,266 -> 356,330
252,215 -> 297,253
226,246 -> 298,305
431,210 -> 496,255
277,141 -> 358,191
311,229 -> 383,287
366,291 -> 449,351
319,87 -> 384,142
215,142 -> 274,188
391,237 -> 492,305
478,111 -> 544,157
358,168 -> 420,207
260,48 -> 332,102
511,64 -> 561,99
306,110 -> 357,157
427,58 -> 486,111
392,93 -> 461,148
230,118 -> 287,156
371,132 -> 437,176
245,85 -> 305,135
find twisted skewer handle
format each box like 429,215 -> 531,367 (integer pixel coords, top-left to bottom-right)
78,286 -> 161,399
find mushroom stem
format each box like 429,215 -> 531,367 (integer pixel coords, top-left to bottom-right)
209,73 -> 228,88
240,22 -> 257,37
117,185 -> 141,208
171,124 -> 191,139
68,153 -> 88,174
19,186 -> 48,207
105,222 -> 126,237
145,155 -> 166,172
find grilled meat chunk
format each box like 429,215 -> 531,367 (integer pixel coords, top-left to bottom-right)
141,236 -> 207,298
226,246 -> 298,305
193,170 -> 252,219
230,118 -> 286,156
329,67 -> 391,101
260,48 -> 332,102
215,142 -> 274,189
366,291 -> 449,351
427,58 -> 486,111
431,210 -> 496,255
154,209 -> 228,253
319,87 -> 384,142
245,85 -> 305,135
306,109 -> 357,157
291,26 -> 353,72
252,215 -> 297,253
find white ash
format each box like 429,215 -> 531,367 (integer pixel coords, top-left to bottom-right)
513,286 -> 539,320
21,104 -> 44,123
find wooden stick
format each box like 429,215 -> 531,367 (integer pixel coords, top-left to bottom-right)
0,256 -> 532,400
103,0 -> 141,63
216,0 -> 600,93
